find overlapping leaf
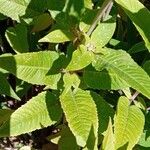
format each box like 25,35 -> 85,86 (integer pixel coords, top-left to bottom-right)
0,91 -> 62,137
114,96 -> 145,149
0,51 -> 62,89
93,48 -> 150,98
115,0 -> 150,50
0,0 -> 40,22
102,118 -> 115,150
66,45 -> 94,71
6,24 -> 29,53
0,73 -> 20,100
60,89 -> 98,148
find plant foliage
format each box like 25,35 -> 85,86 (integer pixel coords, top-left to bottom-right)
0,0 -> 150,149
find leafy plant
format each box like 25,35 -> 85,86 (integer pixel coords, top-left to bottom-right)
0,0 -> 150,149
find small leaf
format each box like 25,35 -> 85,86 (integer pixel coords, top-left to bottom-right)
91,16 -> 116,48
114,96 -> 145,150
39,29 -> 74,43
6,24 -> 29,53
102,118 -> 115,150
60,89 -> 98,148
66,45 -> 94,71
0,91 -> 62,137
115,0 -> 150,50
93,48 -> 150,98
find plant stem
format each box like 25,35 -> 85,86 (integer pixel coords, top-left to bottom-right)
87,0 -> 113,36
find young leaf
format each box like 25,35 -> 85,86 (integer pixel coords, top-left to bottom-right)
93,48 -> 150,98
0,73 -> 20,100
58,126 -> 79,150
0,51 -> 62,89
115,0 -> 150,51
102,118 -> 115,150
0,91 -> 62,137
114,96 -> 145,150
66,45 -> 94,71
60,89 -> 98,148
39,29 -> 74,43
91,16 -> 116,48
6,24 -> 29,53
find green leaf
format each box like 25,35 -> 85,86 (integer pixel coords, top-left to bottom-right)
0,51 -> 62,89
0,0 -> 40,22
114,96 -> 145,150
60,89 -> 98,148
90,92 -> 115,134
128,42 -> 147,54
39,29 -> 74,43
0,73 -> 20,100
0,91 -> 62,137
115,0 -> 150,51
143,60 -> 150,76
84,66 -> 129,90
138,131 -> 150,148
0,109 -> 13,125
6,24 -> 29,53
93,48 -> 150,98
32,13 -> 53,32
91,16 -> 116,48
63,73 -> 80,92
102,118 -> 115,150
66,45 -> 94,71
58,126 -> 79,150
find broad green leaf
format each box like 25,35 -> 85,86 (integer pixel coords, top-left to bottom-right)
0,0 -> 40,22
66,45 -> 94,71
0,91 -> 62,137
39,29 -> 74,43
84,66 -> 129,90
114,96 -> 145,150
93,48 -> 150,98
32,13 -> 53,32
102,118 -> 115,150
60,89 -> 98,148
0,109 -> 13,125
90,92 -> 114,134
0,51 -> 62,89
115,0 -> 150,51
91,16 -> 116,48
6,24 -> 29,53
0,73 -> 20,100
58,126 -> 79,150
